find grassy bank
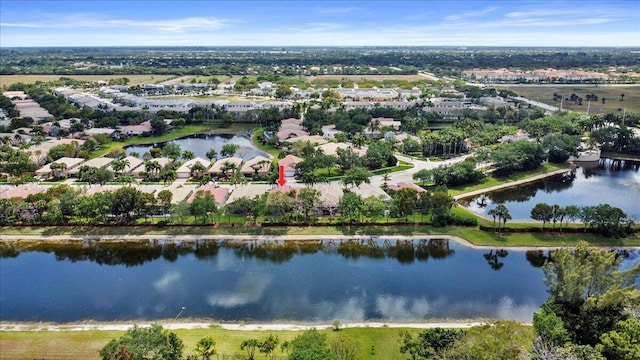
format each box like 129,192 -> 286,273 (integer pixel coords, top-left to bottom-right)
0,326 -> 424,360
90,124 -> 248,158
448,162 -> 570,196
1,223 -> 638,247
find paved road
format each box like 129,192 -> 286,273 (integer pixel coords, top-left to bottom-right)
369,154 -> 471,187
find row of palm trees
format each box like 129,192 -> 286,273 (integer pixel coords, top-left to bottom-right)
487,203 -> 512,231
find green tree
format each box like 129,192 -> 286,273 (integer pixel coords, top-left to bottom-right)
540,241 -> 640,346
444,321 -> 531,360
111,186 -> 143,223
342,166 -> 372,189
259,334 -> 279,360
491,140 -> 545,176
531,202 -> 553,229
339,192 -> 363,222
394,187 -> 417,221
412,169 -> 431,186
265,191 -> 295,223
289,329 -> 336,360
181,150 -> 196,161
329,333 -> 360,360
297,188 -> 320,222
157,190 -> 173,217
205,149 -> 217,162
240,338 -> 259,360
220,143 -> 239,157
362,195 -> 386,223
99,324 -> 183,360
596,319 -> 640,360
190,190 -> 217,224
161,143 -> 182,160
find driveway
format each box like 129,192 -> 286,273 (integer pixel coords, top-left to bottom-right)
369,153 -> 470,187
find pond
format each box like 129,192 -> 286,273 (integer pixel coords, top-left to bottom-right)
461,159 -> 640,221
126,134 -> 269,161
0,238 -> 580,323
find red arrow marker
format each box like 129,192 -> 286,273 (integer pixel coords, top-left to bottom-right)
277,164 -> 287,187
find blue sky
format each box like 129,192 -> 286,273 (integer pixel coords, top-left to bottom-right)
1,1 -> 639,47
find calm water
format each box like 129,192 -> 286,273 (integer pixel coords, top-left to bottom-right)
126,134 -> 268,160
0,239 -> 558,323
462,159 -> 640,221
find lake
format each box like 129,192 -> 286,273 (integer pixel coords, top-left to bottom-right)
0,238 -> 561,323
461,159 -> 640,221
126,134 -> 269,160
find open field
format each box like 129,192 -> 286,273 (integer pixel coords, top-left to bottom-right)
309,74 -> 427,82
0,74 -> 175,87
0,325 -> 434,360
500,85 -> 640,113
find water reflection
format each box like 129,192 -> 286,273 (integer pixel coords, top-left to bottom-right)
483,249 -> 509,271
3,240 -> 634,323
125,134 -> 268,161
462,159 -> 640,220
0,239 -> 455,266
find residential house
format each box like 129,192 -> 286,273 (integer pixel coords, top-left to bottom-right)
241,156 -> 272,177
176,158 -> 211,179
278,154 -> 303,177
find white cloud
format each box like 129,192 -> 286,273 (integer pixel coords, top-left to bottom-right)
315,6 -> 359,15
153,271 -> 181,293
376,295 -> 431,320
444,7 -> 497,21
207,274 -> 272,308
1,15 -> 233,32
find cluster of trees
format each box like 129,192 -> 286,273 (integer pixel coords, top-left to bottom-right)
413,158 -> 484,187
530,202 -> 634,237
0,144 -> 38,178
491,140 -> 546,176
0,179 -> 465,228
99,326 -> 360,360
532,241 -> 640,359
291,140 -> 395,185
4,47 -> 638,76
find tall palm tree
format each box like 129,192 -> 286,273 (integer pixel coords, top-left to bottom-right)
190,161 -> 206,179
144,160 -> 162,180
182,150 -> 196,160
112,158 -> 130,176
159,169 -> 177,185
487,207 -> 499,231
495,204 -> 511,231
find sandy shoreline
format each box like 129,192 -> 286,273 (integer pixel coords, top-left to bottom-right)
0,319 -> 490,332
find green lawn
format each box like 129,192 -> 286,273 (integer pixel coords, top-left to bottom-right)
0,326 -> 423,360
251,127 -> 281,158
2,222 -> 638,248
448,162 -> 570,196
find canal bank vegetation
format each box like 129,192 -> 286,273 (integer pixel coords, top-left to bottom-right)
0,322 -> 532,360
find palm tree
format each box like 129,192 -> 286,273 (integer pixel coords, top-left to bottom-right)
190,161 -> 206,179
498,205 -> 511,231
195,336 -> 217,360
159,169 -> 177,185
205,148 -> 218,162
487,207 -> 499,231
182,150 -> 196,160
220,161 -> 237,180
49,162 -> 68,179
144,160 -> 162,180
112,158 -> 130,176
